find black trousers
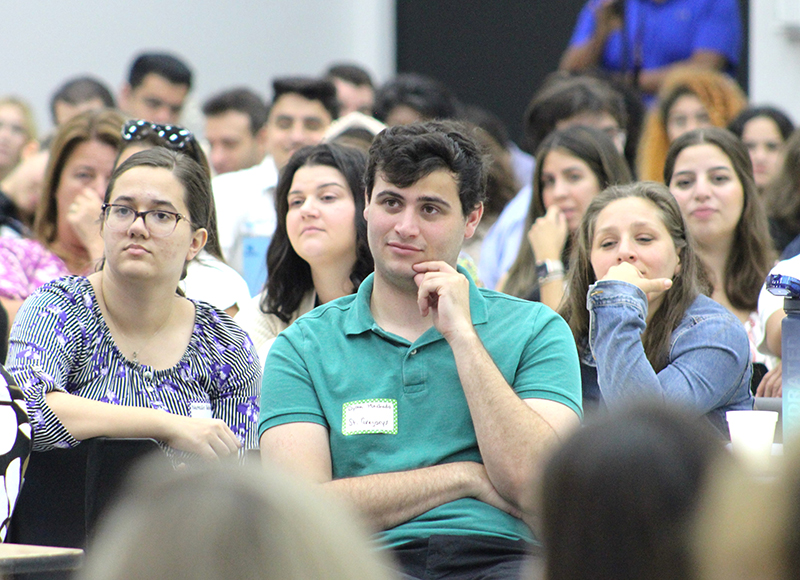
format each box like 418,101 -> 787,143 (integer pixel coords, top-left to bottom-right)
391,535 -> 538,580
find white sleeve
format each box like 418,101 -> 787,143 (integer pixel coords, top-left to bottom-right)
757,255 -> 800,355
181,253 -> 253,310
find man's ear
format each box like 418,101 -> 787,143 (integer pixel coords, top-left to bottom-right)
363,189 -> 370,222
119,84 -> 132,113
255,125 -> 269,157
464,202 -> 484,239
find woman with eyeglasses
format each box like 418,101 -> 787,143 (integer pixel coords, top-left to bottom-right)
6,148 -> 260,457
117,120 -> 250,316
0,108 -> 125,326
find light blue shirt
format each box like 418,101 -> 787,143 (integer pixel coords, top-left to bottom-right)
478,185 -> 532,290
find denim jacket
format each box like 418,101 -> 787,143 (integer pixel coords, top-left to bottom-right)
581,280 -> 754,433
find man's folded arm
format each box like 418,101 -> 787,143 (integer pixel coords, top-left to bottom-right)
260,422 -> 521,530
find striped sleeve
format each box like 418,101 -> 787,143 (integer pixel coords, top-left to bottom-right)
191,302 -> 262,449
7,278 -> 91,451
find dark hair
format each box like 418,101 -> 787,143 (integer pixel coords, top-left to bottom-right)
365,120 -> 487,216
664,128 -> 775,312
764,128 -> 800,247
542,404 -> 724,580
372,74 -> 458,124
503,126 -> 632,299
458,104 -> 517,215
577,70 -> 647,175
458,103 -> 510,147
264,144 -> 373,323
202,88 -> 268,135
728,106 -> 795,142
128,52 -> 193,90
561,182 -> 705,372
660,86 -> 697,127
467,124 -> 519,217
523,74 -> 627,154
117,121 -> 223,262
35,108 -> 126,246
50,76 -> 116,125
325,63 -> 374,88
105,149 -> 213,282
272,77 -> 339,121
0,301 -> 8,363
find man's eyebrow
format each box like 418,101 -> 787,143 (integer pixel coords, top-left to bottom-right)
373,190 -> 452,208
374,189 -> 402,198
416,195 -> 452,208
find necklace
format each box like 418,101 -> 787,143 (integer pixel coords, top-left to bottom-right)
97,280 -> 173,369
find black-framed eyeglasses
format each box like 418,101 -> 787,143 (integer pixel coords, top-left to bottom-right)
102,203 -> 188,237
121,119 -> 194,150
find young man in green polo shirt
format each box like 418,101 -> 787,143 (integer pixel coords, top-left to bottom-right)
260,121 -> 582,579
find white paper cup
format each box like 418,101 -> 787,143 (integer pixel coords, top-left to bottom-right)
726,410 -> 779,472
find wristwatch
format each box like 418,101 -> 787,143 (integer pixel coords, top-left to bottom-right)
535,259 -> 565,283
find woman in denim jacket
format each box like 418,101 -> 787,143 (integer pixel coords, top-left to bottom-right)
561,182 -> 753,432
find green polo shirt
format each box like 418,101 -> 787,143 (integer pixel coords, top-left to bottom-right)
260,269 -> 582,548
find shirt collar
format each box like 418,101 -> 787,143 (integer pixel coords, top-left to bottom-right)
344,265 -> 488,337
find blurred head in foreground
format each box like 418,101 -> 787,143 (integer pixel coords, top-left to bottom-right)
79,458 -> 397,580
540,404 -> 725,580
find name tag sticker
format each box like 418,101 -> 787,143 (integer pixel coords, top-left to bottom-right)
342,399 -> 398,435
190,401 -> 213,419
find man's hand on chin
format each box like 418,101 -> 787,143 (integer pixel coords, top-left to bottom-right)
413,261 -> 474,342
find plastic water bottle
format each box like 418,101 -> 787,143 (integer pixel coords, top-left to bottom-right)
767,273 -> 800,445
783,296 -> 800,443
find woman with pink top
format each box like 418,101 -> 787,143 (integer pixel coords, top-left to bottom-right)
0,109 -> 125,324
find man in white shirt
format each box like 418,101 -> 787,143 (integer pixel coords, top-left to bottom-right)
202,88 -> 269,177
213,77 -> 338,293
119,52 -> 192,126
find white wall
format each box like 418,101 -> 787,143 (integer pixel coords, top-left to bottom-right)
750,0 -> 800,122
0,0 -> 395,137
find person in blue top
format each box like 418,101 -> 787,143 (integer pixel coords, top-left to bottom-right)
260,120 -> 583,580
560,181 -> 753,430
560,0 -> 742,98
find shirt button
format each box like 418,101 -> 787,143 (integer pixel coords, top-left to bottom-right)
410,349 -> 418,355
143,370 -> 154,381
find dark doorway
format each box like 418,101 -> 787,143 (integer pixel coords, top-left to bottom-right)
396,1 -> 750,146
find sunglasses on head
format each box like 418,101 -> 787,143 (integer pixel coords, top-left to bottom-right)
121,119 -> 194,150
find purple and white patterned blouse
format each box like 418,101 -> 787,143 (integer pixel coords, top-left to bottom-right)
7,276 -> 261,453
0,237 -> 72,301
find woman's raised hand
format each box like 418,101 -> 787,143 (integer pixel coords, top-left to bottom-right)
164,415 -> 242,460
600,262 -> 673,301
67,188 -> 105,261
527,205 -> 569,261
